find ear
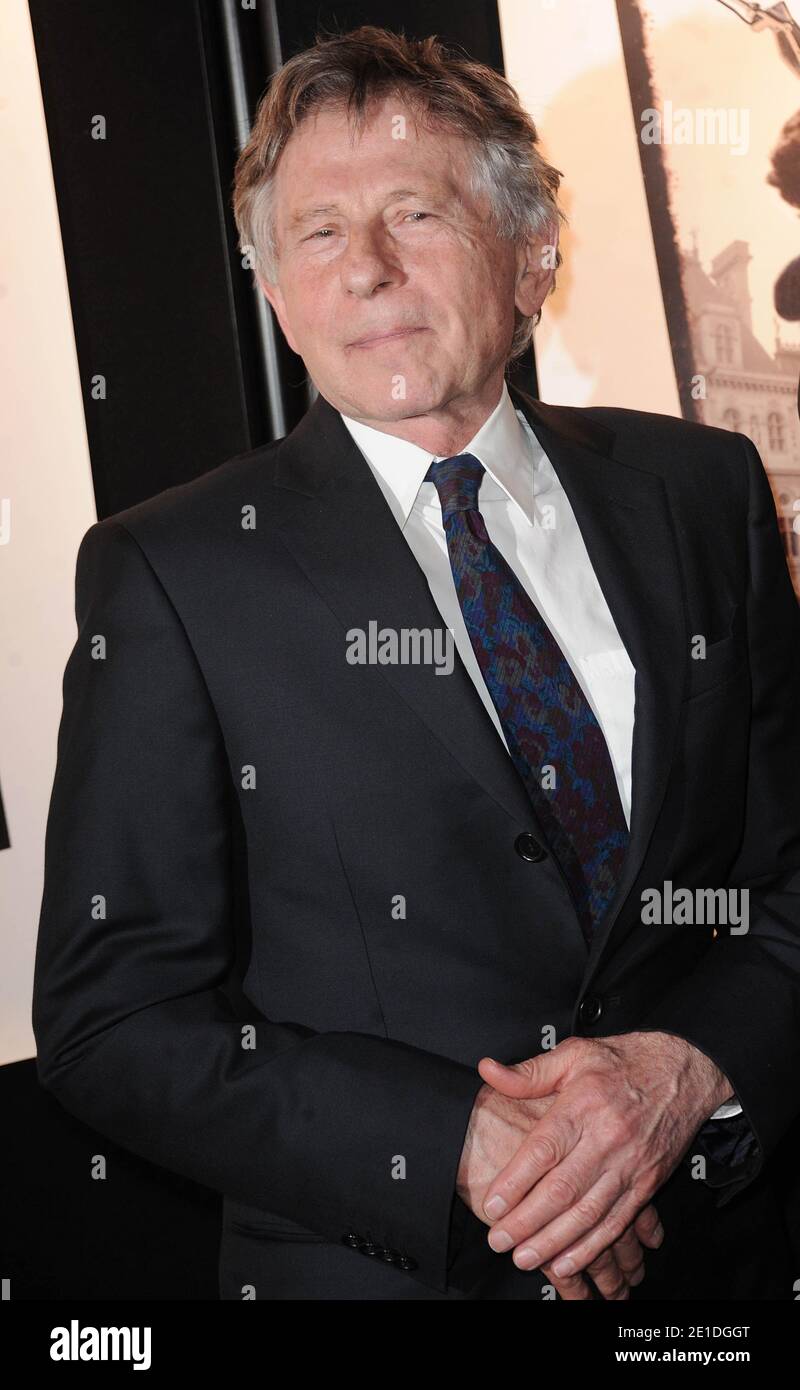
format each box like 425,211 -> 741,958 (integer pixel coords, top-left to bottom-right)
514,222 -> 559,319
257,276 -> 300,355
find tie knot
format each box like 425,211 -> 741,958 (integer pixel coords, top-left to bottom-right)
424,453 -> 485,521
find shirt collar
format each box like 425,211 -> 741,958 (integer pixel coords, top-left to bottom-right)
339,382 -> 551,530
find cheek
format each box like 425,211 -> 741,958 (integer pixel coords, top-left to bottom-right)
430,252 -> 513,334
282,269 -> 333,327
293,287 -> 326,334
286,295 -> 342,362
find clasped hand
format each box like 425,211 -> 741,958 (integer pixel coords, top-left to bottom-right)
456,1030 -> 732,1300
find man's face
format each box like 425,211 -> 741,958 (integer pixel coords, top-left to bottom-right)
260,96 -> 553,424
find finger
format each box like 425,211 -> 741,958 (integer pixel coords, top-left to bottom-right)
478,1049 -> 568,1100
583,1246 -> 632,1301
544,1230 -> 645,1301
542,1261 -> 595,1300
483,1104 -> 580,1223
540,1189 -> 651,1280
498,1167 -> 623,1270
633,1203 -> 664,1250
609,1225 -> 645,1277
486,1125 -> 617,1250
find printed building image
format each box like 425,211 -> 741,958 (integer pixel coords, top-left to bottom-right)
683,238 -> 800,596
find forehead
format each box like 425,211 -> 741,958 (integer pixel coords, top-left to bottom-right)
274,97 -> 472,210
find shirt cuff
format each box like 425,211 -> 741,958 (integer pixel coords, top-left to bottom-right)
708,1098 -> 744,1120
692,1106 -> 760,1182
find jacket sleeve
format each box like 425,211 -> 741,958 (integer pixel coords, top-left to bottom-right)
31,518 -> 483,1294
639,432 -> 800,1204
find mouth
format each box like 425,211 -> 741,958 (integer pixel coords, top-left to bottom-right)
347,326 -> 427,349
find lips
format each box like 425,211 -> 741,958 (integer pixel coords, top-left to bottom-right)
347,326 -> 426,348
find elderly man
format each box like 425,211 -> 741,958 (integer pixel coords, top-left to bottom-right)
33,26 -> 800,1301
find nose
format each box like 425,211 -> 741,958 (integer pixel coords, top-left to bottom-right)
339,224 -> 404,298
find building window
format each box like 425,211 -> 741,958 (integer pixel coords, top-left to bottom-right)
767,412 -> 785,451
714,323 -> 734,364
722,407 -> 741,432
750,415 -> 761,444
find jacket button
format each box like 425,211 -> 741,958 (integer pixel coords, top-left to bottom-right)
578,995 -> 603,1026
398,1255 -> 418,1271
341,1232 -> 361,1249
360,1242 -> 380,1256
515,832 -> 547,862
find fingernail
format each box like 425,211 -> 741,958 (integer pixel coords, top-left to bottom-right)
484,1195 -> 507,1220
515,1245 -> 540,1269
652,1223 -> 665,1247
552,1255 -> 575,1277
630,1267 -> 645,1286
488,1228 -> 514,1252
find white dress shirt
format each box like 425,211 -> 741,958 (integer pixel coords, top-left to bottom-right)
342,383 -> 635,823
339,382 -> 741,1121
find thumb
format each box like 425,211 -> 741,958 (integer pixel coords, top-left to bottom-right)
478,1049 -> 565,1098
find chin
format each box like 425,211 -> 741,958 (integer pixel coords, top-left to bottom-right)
335,374 -> 446,422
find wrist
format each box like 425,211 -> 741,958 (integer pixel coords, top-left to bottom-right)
687,1043 -> 735,1117
634,1030 -> 734,1119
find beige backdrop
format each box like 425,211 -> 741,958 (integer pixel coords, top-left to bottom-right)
0,1 -> 97,1064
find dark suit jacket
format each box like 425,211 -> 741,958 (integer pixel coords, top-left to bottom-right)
32,384 -> 800,1300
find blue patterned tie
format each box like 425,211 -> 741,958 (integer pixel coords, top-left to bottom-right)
426,452 -> 629,940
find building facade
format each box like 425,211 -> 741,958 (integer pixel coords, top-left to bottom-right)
683,239 -> 800,596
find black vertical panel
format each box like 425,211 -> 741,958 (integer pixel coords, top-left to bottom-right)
28,0 -> 281,515
29,0 -> 535,515
276,0 -> 505,69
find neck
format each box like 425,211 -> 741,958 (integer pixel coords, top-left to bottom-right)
343,368 -> 506,456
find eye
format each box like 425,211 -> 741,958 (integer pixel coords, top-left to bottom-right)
306,227 -> 335,241
404,211 -> 431,222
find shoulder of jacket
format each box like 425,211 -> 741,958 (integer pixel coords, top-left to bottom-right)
85,438 -> 283,546
580,403 -> 745,454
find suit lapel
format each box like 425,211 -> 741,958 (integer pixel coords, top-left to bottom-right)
271,385 -> 689,972
271,391 -> 535,828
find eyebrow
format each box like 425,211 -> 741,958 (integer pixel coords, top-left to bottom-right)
288,189 -> 437,228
